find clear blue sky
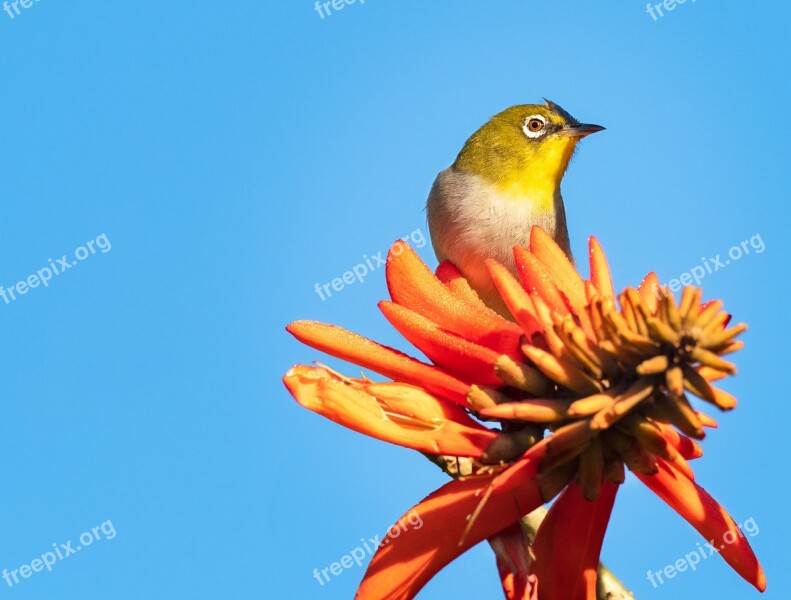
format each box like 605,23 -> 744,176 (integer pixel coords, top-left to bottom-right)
0,1 -> 788,598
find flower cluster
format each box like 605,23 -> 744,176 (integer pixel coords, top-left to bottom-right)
284,227 -> 765,599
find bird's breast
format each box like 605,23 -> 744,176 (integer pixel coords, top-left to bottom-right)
427,168 -> 571,310
428,168 -> 568,266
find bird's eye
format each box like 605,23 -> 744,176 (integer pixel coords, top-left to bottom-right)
523,115 -> 547,139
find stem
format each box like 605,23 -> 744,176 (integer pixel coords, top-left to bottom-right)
596,563 -> 636,600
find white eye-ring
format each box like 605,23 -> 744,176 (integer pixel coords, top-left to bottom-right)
523,115 -> 547,139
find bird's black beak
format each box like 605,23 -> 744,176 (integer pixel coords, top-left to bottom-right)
559,123 -> 605,138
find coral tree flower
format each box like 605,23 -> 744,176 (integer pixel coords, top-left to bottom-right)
283,227 -> 765,599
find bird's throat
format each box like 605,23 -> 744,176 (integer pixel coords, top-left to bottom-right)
497,171 -> 562,213
459,138 -> 576,213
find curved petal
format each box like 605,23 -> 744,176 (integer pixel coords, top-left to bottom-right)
638,272 -> 660,315
635,459 -> 766,591
588,237 -> 615,299
286,321 -> 470,404
656,422 -> 704,460
513,247 -> 570,316
379,301 -> 502,386
696,410 -> 719,429
530,227 -> 592,337
530,227 -> 585,306
489,521 -> 538,600
386,241 -> 522,355
436,261 -> 495,313
531,481 -> 619,600
356,459 -> 542,600
486,259 -> 543,337
284,365 -> 497,457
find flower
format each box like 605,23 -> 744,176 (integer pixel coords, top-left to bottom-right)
283,227 -> 765,599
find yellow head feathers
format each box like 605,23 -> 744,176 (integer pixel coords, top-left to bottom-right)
454,100 -> 604,209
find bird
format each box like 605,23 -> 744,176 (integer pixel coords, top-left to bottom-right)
426,100 -> 604,315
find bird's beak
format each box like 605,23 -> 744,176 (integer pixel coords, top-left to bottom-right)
559,123 -> 605,138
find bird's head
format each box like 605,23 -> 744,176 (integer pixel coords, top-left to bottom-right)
454,100 -> 604,205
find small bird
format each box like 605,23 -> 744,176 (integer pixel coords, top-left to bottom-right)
427,100 -> 604,314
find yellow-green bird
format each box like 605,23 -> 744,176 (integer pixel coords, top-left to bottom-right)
427,100 -> 604,314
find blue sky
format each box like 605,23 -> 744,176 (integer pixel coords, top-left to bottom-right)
0,1 -> 788,598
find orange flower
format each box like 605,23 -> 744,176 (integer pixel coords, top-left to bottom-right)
283,227 -> 765,599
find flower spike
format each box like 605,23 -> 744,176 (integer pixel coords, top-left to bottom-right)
285,229 -> 764,598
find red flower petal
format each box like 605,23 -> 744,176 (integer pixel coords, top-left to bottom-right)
436,261 -> 496,314
284,365 -> 498,457
355,459 -> 542,600
589,237 -> 615,299
486,259 -> 544,336
656,422 -> 704,460
486,259 -> 543,337
635,459 -> 766,591
530,227 -> 593,337
638,272 -> 660,315
286,321 -> 470,404
513,247 -> 570,317
379,301 -> 503,386
530,227 -> 585,304
386,241 -> 522,355
531,481 -> 619,600
489,521 -> 539,600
